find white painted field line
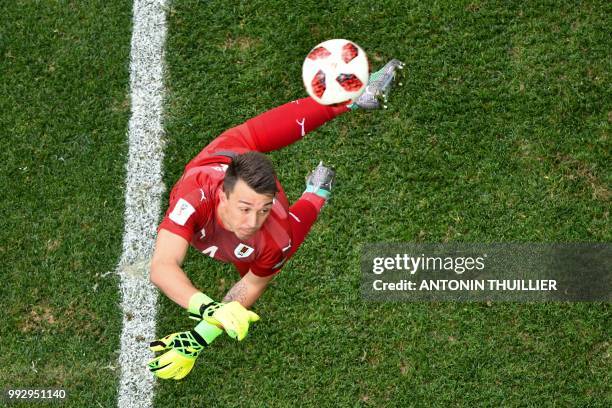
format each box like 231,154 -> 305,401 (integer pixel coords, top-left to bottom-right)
117,1 -> 168,407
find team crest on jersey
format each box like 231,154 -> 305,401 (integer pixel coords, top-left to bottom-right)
169,198 -> 195,226
234,243 -> 254,259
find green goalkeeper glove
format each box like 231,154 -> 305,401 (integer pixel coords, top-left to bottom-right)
188,292 -> 260,341
147,319 -> 222,380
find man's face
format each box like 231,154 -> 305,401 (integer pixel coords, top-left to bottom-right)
218,179 -> 274,240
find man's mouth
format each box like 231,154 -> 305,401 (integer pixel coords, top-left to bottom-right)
239,228 -> 256,236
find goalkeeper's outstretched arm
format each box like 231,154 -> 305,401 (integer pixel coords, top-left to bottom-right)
150,229 -> 260,342
223,271 -> 275,308
150,228 -> 199,309
150,229 -> 274,309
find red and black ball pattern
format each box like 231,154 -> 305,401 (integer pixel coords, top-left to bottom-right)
311,69 -> 326,98
336,73 -> 363,91
341,42 -> 359,63
306,41 -> 364,100
307,46 -> 332,60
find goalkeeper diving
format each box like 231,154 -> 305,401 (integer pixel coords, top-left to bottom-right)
147,59 -> 405,380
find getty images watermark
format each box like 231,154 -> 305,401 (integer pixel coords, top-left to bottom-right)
361,243 -> 611,302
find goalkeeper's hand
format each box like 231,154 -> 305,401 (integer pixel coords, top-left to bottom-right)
147,320 -> 221,380
188,293 -> 260,341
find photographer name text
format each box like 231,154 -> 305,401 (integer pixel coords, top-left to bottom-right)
372,279 -> 557,291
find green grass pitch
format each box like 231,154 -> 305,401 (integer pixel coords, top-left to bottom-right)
1,0 -> 609,406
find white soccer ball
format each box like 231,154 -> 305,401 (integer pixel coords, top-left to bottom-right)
302,39 -> 369,105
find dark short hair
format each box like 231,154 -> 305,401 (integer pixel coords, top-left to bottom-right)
223,151 -> 278,196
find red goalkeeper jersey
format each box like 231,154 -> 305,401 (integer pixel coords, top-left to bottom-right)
158,153 -> 293,277
158,97 -> 347,277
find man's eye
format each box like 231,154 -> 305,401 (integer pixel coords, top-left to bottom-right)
241,208 -> 250,213
260,209 -> 270,214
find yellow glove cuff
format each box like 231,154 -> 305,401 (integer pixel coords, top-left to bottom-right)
187,291 -> 215,316
193,320 -> 223,344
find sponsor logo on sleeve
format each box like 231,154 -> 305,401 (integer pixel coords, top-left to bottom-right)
296,117 -> 306,137
169,198 -> 196,226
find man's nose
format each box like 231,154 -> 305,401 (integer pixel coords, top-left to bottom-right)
247,212 -> 258,228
